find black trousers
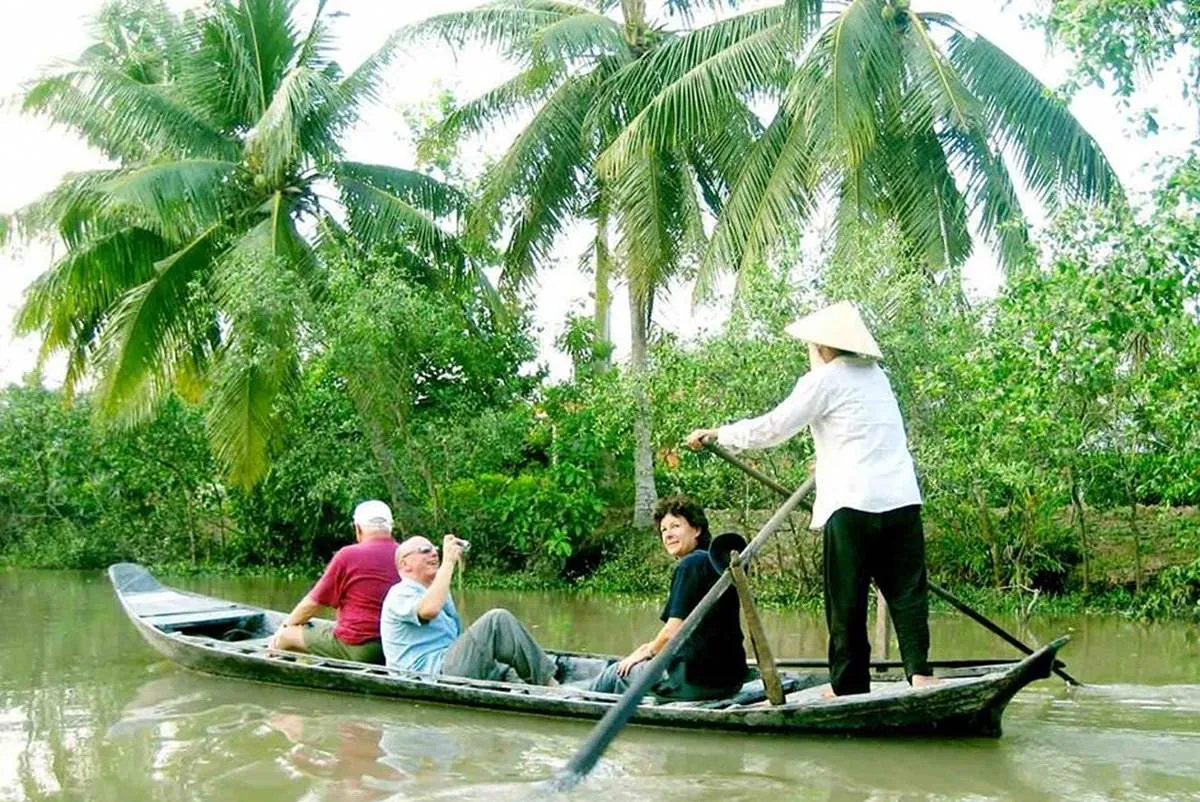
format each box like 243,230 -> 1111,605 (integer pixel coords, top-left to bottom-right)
823,504 -> 932,695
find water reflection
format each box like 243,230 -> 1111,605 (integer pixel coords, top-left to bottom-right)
4,569 -> 1200,801
97,667 -> 1200,802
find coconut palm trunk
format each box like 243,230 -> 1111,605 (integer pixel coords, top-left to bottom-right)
592,205 -> 613,372
628,285 -> 657,526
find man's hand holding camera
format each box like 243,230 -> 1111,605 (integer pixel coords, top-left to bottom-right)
442,534 -> 467,567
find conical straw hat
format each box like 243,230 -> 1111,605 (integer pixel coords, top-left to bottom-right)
783,301 -> 883,359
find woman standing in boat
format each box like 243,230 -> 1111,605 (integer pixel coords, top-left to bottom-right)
687,301 -> 935,697
583,495 -> 747,701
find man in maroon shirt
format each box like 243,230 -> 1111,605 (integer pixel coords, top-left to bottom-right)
268,499 -> 399,663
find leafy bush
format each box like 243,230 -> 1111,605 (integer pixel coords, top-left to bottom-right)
439,466 -> 606,578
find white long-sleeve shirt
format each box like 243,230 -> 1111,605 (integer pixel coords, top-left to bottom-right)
717,356 -> 921,529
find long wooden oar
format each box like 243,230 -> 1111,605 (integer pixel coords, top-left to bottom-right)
549,476 -> 816,792
703,442 -> 1084,687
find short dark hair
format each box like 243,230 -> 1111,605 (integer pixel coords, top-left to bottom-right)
653,495 -> 711,549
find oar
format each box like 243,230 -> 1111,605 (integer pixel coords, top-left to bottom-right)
924,584 -> 1083,685
550,476 -> 816,792
702,442 -> 1084,687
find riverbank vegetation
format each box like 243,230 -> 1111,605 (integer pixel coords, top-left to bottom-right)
2,0 -> 1198,621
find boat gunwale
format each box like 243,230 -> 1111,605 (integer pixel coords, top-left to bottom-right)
108,563 -> 1065,735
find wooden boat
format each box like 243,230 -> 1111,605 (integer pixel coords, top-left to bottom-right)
109,562 -> 1067,737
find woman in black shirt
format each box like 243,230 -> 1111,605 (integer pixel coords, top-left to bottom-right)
585,495 -> 747,700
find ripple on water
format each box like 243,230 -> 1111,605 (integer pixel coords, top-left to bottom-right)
1001,682 -> 1200,802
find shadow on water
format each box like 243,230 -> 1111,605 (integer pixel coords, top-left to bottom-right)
4,569 -> 1200,801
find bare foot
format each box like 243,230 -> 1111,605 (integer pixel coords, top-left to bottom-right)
911,674 -> 941,688
820,685 -> 836,699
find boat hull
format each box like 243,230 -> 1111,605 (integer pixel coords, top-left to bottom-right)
109,563 -> 1064,737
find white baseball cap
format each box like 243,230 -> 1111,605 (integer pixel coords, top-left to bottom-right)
353,499 -> 393,529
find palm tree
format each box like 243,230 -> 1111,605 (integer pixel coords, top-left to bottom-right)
5,0 -> 475,488
597,0 -> 1120,289
404,0 -> 756,524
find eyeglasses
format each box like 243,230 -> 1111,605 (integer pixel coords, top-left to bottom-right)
399,544 -> 437,559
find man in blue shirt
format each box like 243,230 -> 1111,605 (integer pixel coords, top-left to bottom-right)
380,534 -> 558,685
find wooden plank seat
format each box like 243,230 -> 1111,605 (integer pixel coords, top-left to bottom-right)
146,607 -> 263,632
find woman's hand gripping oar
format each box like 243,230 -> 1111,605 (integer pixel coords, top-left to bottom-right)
546,475 -> 816,792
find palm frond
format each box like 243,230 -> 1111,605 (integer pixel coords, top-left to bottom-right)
829,121 -> 971,278
20,76 -> 149,164
886,129 -> 971,272
829,161 -> 883,271
188,0 -> 301,130
945,127 -> 1032,273
811,0 -> 903,169
782,0 -> 823,40
264,190 -> 322,299
296,0 -> 336,68
335,161 -> 469,219
230,0 -> 302,112
688,103 -> 765,202
201,200 -> 316,488
85,0 -> 182,85
12,169 -> 125,246
16,221 -> 174,399
614,149 -> 701,304
100,159 -> 243,240
93,223 -> 225,424
936,17 -> 1120,205
203,342 -> 298,488
59,313 -> 105,401
435,61 -> 565,144
498,158 -> 590,290
247,65 -> 341,181
699,108 -> 818,288
902,13 -> 981,134
21,64 -> 236,161
593,6 -> 789,176
470,72 -> 599,288
334,162 -> 469,272
329,28 -> 407,132
401,1 -> 594,58
15,224 -> 171,345
663,0 -> 749,20
528,11 -> 627,63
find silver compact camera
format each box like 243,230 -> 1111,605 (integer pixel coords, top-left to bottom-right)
454,537 -> 471,553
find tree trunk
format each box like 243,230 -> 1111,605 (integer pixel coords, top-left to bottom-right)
363,416 -> 408,526
1068,467 -> 1090,592
628,288 -> 658,527
620,0 -> 647,47
348,387 -> 409,533
592,208 -> 613,372
973,485 -> 1002,589
419,455 -> 440,528
1128,492 -> 1144,594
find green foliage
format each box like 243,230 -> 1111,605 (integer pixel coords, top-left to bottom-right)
440,465 -> 606,578
1036,0 -> 1200,98
1139,555 -> 1200,621
6,0 -> 477,488
0,383 -> 221,568
576,523 -> 675,596
5,2 -> 1200,628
